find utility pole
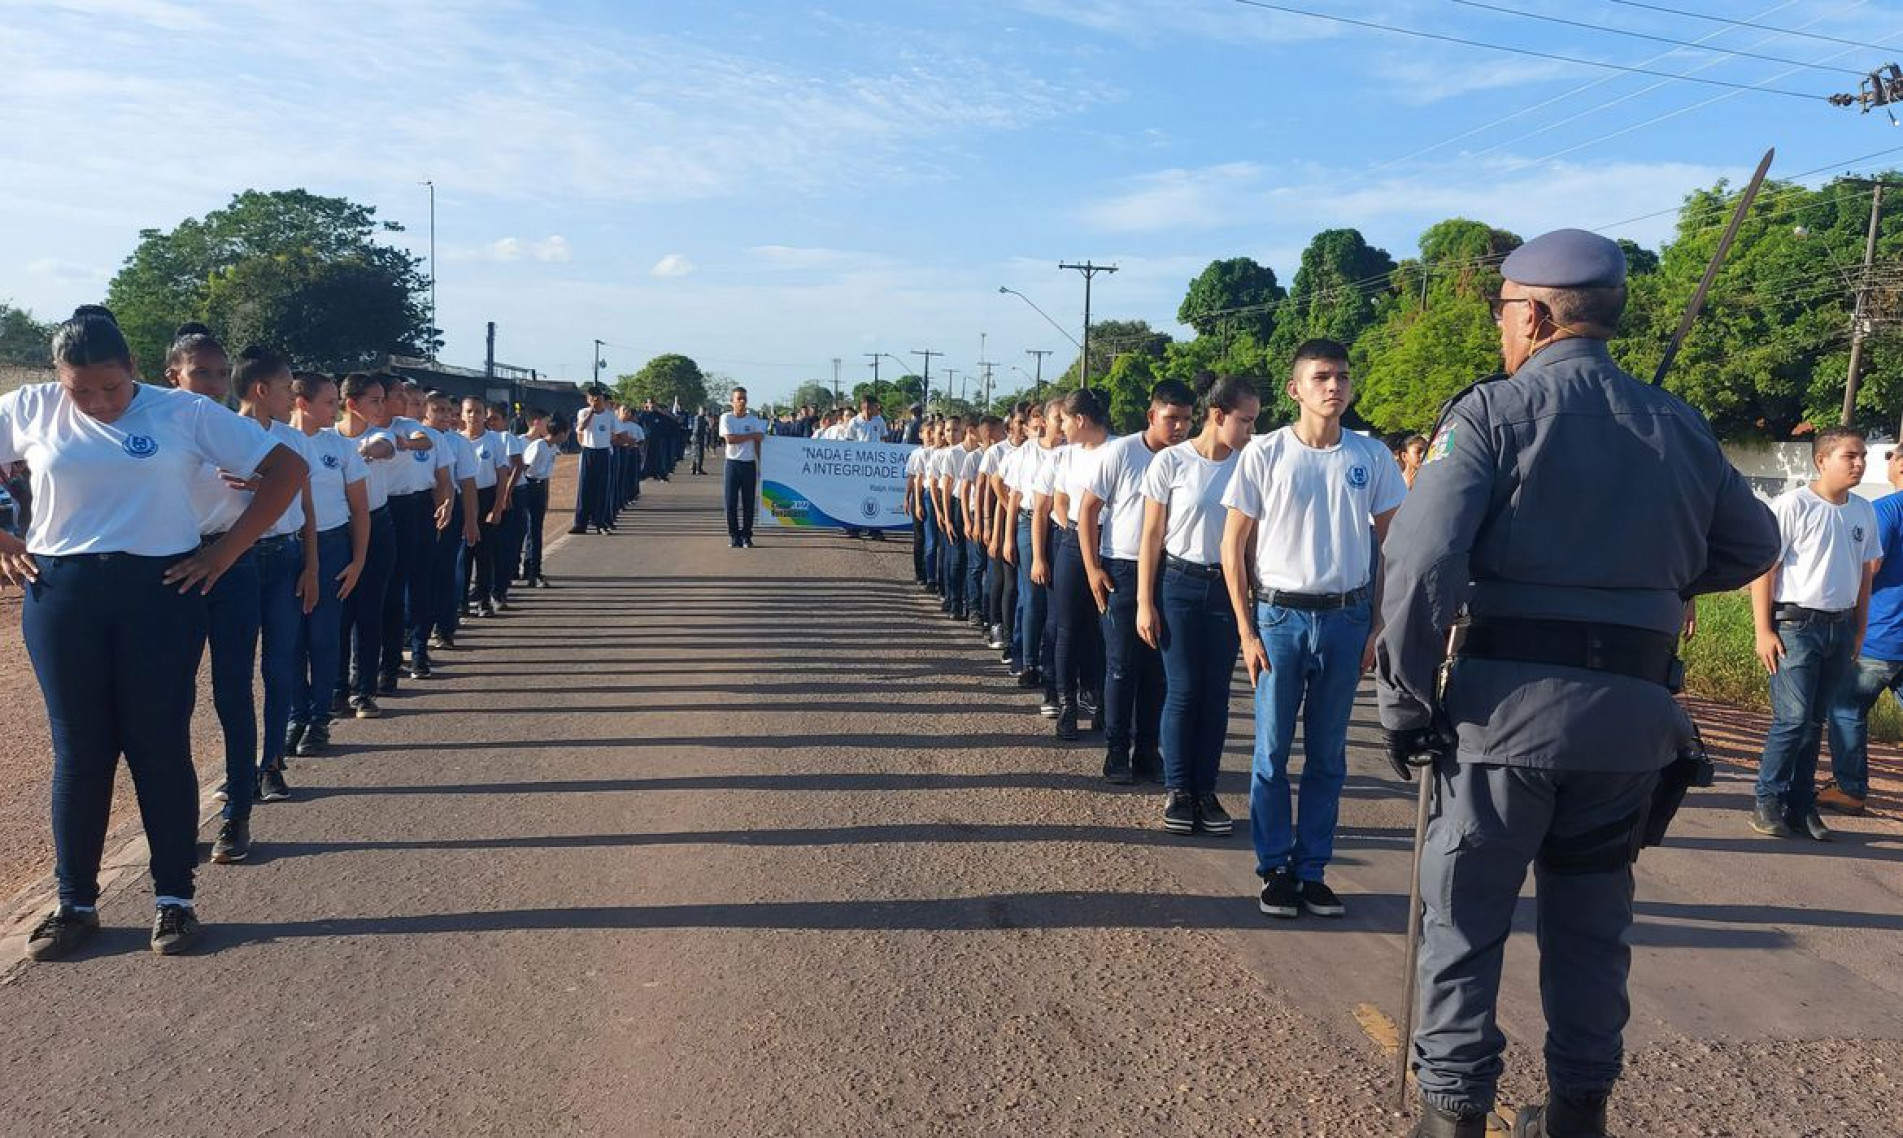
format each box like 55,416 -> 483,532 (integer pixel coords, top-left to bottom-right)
945,368 -> 961,404
976,358 -> 997,411
421,180 -> 437,360
1026,349 -> 1052,398
864,352 -> 881,394
593,339 -> 604,386
1844,182 -> 1885,426
1059,261 -> 1118,389
911,348 -> 940,410
832,357 -> 842,405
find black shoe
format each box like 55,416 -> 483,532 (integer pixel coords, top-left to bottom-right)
1163,790 -> 1196,833
1134,749 -> 1165,785
376,674 -> 399,697
951,607 -> 968,622
1040,688 -> 1060,717
25,905 -> 99,961
1258,869 -> 1300,919
1055,701 -> 1080,741
566,526 -> 587,535
1750,799 -> 1793,837
1079,689 -> 1101,718
731,538 -> 743,548
258,768 -> 291,802
409,660 -> 433,681
742,537 -> 755,548
212,818 -> 251,864
1197,794 -> 1234,835
1007,663 -> 1024,678
536,576 -> 551,588
1511,1092 -> 1608,1138
330,692 -> 350,717
212,780 -> 229,803
284,722 -> 307,757
1409,1099 -> 1488,1138
479,602 -> 496,619
1018,667 -> 1043,690
494,598 -> 512,612
1298,878 -> 1346,918
352,696 -> 383,720
150,904 -> 201,956
430,632 -> 454,651
1103,747 -> 1135,784
1795,809 -> 1833,842
296,724 -> 330,757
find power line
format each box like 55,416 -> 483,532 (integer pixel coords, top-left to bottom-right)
1607,0 -> 1902,53
1449,0 -> 1863,74
1228,0 -> 1825,98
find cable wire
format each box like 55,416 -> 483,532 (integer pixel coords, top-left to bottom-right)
1449,0 -> 1863,74
1607,0 -> 1903,53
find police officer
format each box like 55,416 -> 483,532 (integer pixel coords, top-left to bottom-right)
1376,230 -> 1780,1138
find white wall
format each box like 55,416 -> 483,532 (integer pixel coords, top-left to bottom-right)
1723,439 -> 1898,501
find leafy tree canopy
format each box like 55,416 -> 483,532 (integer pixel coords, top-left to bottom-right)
616,353 -> 708,411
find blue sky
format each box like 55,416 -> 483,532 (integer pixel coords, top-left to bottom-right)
3,0 -> 1898,403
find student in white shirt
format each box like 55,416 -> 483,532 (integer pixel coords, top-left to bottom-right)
3,307 -> 306,960
933,417 -> 972,617
848,397 -> 888,443
1025,397 -> 1071,712
958,418 -> 998,625
570,386 -> 617,534
1751,426 -> 1883,841
517,409 -> 566,588
1048,389 -> 1116,741
1220,339 -> 1406,919
286,372 -> 371,762
1135,375 -> 1260,835
378,379 -> 442,695
1000,402 -> 1052,684
905,435 -> 934,585
985,405 -> 1029,662
421,391 -> 481,652
487,404 -> 528,609
389,382 -> 453,682
718,386 -> 769,547
332,373 -> 402,719
615,405 -> 646,509
1079,379 -> 1195,784
460,396 -> 513,617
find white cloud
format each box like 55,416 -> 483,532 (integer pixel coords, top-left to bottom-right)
491,238 -> 524,262
533,236 -> 571,263
651,254 -> 696,278
1009,0 -> 1339,45
1079,163 -> 1266,232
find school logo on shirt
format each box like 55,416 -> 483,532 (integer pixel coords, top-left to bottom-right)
1855,525 -> 1867,543
1346,464 -> 1369,489
477,446 -> 490,460
321,453 -> 340,470
121,434 -> 158,459
412,450 -> 431,463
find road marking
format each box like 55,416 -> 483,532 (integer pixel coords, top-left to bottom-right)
1354,1002 -> 1401,1055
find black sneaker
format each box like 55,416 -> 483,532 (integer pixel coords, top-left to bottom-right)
25,905 -> 99,961
258,768 -> 291,803
212,781 -> 229,803
495,598 -> 512,613
1019,668 -> 1043,690
742,537 -> 755,548
430,632 -> 454,651
479,602 -> 496,619
1258,869 -> 1300,919
1040,690 -> 1060,718
297,724 -> 330,757
1079,690 -> 1101,718
284,722 -> 307,757
330,692 -> 350,718
1795,809 -> 1833,842
376,674 -> 399,697
1055,702 -> 1080,741
1196,794 -> 1234,835
1134,750 -> 1165,785
1163,790 -> 1196,834
409,659 -> 432,681
150,904 -> 201,956
1103,748 -> 1135,785
1750,799 -> 1793,838
212,818 -> 251,864
352,696 -> 382,720
1297,878 -> 1346,918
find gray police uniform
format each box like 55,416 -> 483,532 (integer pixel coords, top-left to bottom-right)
1376,230 -> 1779,1119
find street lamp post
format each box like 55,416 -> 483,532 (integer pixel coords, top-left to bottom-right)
593,339 -> 605,386
421,180 -> 437,360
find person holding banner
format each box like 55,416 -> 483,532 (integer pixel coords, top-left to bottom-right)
719,387 -> 768,548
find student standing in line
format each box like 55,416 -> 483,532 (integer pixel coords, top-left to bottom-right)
933,417 -> 970,619
1220,339 -> 1405,919
1823,445 -> 1903,816
1751,426 -> 1881,841
487,403 -> 526,610
570,385 -> 616,534
518,410 -> 564,588
286,372 -> 369,762
959,418 -> 998,631
1028,398 -> 1072,715
905,432 -> 934,588
1048,390 -> 1115,741
691,407 -> 711,475
1001,402 -> 1054,685
719,386 -> 768,548
422,392 -> 481,654
460,396 -> 512,617
1136,375 -> 1259,835
4,307 -> 306,959
615,404 -> 646,508
332,373 -> 401,719
985,407 -> 1028,658
376,379 -> 439,695
1079,380 -> 1196,784
388,382 -> 453,681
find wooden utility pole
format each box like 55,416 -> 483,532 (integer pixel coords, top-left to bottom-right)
1059,261 -> 1118,389
1843,183 -> 1885,425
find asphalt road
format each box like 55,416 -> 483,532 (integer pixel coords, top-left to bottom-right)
0,462 -> 1898,1137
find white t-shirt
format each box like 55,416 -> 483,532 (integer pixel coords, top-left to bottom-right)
1770,486 -> 1884,611
956,445 -> 984,488
576,406 -> 616,450
1140,440 -> 1240,566
301,426 -> 369,534
847,414 -> 887,442
979,439 -> 1012,481
467,430 -> 509,490
524,437 -> 558,480
1058,436 -> 1116,527
1030,443 -> 1069,506
189,413 -> 273,538
719,412 -> 769,461
386,417 -> 432,496
337,424 -> 398,510
441,429 -> 480,488
1221,427 -> 1406,594
0,383 -> 280,558
1086,433 -> 1164,561
262,422 -> 311,538
905,446 -> 931,479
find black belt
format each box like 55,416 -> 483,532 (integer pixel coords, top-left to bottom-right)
1166,554 -> 1223,580
391,489 -> 429,499
1774,603 -> 1852,624
526,476 -> 550,484
200,531 -> 295,551
1253,585 -> 1368,610
1457,617 -> 1681,690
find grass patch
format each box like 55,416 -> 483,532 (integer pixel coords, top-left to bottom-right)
1684,591 -> 1903,743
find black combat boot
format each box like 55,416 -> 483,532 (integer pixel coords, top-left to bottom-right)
1513,1092 -> 1609,1138
1055,699 -> 1080,741
1408,1099 -> 1486,1138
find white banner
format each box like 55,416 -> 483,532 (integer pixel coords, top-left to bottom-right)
759,436 -> 916,530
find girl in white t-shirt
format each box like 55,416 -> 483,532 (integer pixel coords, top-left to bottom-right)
1047,389 -> 1113,740
1134,374 -> 1260,835
334,374 -> 400,719
286,372 -> 370,760
2,307 -> 307,961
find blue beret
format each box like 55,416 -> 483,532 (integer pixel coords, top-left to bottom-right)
1501,228 -> 1627,289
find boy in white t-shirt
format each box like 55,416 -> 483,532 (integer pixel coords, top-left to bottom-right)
1751,426 -> 1882,841
1220,339 -> 1406,920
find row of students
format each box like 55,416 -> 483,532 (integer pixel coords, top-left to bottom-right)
0,308 -> 575,962
903,340 -> 1406,920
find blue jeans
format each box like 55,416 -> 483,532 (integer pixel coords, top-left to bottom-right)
1158,564 -> 1239,793
425,496 -> 463,647
295,525 -> 352,730
724,458 -> 757,540
1101,557 -> 1163,753
1249,598 -> 1370,881
1013,516 -> 1039,669
23,553 -> 206,905
940,501 -> 968,612
204,547 -> 261,819
338,505 -> 394,700
495,496 -> 527,601
1051,534 -> 1102,701
519,479 -> 550,580
255,536 -> 305,779
1827,654 -> 1903,799
965,534 -> 985,618
574,448 -> 613,530
380,491 -> 430,679
1757,614 -> 1854,816
921,497 -> 940,587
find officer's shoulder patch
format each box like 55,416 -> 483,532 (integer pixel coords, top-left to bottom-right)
1423,423 -> 1457,465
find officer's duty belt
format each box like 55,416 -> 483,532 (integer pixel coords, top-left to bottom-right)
1253,585 -> 1368,610
1166,554 -> 1223,580
1773,603 -> 1852,624
1456,618 -> 1680,690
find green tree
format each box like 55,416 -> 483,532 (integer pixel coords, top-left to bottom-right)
0,302 -> 54,367
788,380 -> 836,410
1055,318 -> 1172,390
617,353 -> 708,411
106,189 -> 431,378
1266,228 -> 1397,379
1177,257 -> 1284,340
1100,352 -> 1160,434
